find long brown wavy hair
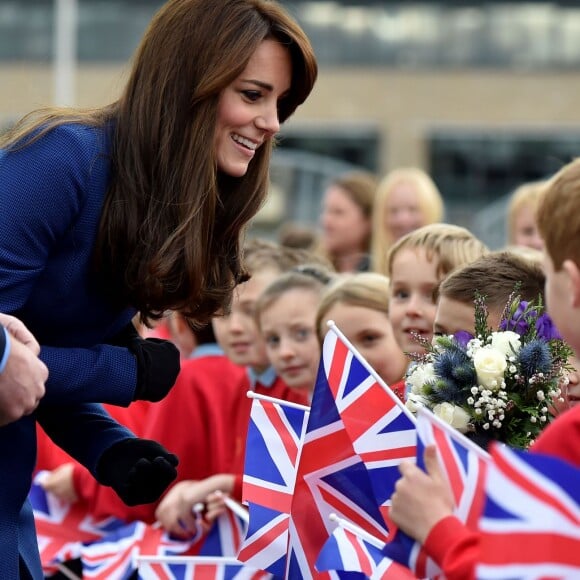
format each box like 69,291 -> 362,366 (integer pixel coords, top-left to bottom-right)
1,0 -> 317,325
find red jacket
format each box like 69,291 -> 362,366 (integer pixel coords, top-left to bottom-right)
423,405 -> 580,579
390,379 -> 406,402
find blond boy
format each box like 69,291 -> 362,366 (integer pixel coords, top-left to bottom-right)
433,250 -> 545,337
386,223 -> 488,357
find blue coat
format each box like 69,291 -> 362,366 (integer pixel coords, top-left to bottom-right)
0,124 -> 140,578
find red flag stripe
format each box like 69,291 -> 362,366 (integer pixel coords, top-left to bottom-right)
480,532 -> 580,566
495,450 -> 580,525
340,383 -> 398,441
359,446 -> 417,463
318,486 -> 386,541
465,460 -> 487,530
327,338 -> 349,395
262,402 -> 299,466
242,482 -> 293,513
299,427 -> 353,471
238,516 -> 288,561
432,425 -> 464,506
344,529 -> 375,577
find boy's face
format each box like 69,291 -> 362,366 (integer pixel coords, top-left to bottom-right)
434,296 -> 503,338
388,247 -> 438,355
564,355 -> 580,408
433,297 -> 476,338
543,253 -> 580,355
212,270 -> 279,372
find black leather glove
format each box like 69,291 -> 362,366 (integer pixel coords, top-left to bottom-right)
109,322 -> 181,402
96,438 -> 179,506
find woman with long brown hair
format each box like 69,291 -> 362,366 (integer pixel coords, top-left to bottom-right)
0,0 -> 317,576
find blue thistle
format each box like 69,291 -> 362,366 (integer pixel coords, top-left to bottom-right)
518,339 -> 552,378
434,347 -> 476,389
427,378 -> 466,405
452,361 -> 478,386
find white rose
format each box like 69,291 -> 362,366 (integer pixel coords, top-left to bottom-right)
433,402 -> 471,433
405,393 -> 427,413
406,363 -> 436,395
473,347 -> 507,391
490,331 -> 521,357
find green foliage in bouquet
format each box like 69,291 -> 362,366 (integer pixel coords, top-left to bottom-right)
406,290 -> 573,448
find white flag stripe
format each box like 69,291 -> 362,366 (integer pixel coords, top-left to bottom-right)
240,513 -> 288,570
242,475 -> 295,498
223,497 -> 249,524
504,446 -> 580,523
481,460 -> 580,537
417,406 -> 490,460
304,417 -> 345,442
353,422 -> 416,454
286,519 -> 314,580
251,401 -> 299,486
305,460 -> 388,540
334,372 -> 375,411
477,561 -> 580,580
455,451 -> 482,523
330,513 -> 386,548
326,321 -> 416,422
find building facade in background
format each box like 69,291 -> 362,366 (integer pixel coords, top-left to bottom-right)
2,0 -> 580,246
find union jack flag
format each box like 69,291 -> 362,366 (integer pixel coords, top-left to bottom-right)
134,521 -> 204,559
79,509 -> 247,579
80,507 -> 247,578
79,517 -> 212,579
29,471 -> 126,575
383,407 -> 489,579
477,443 -> 580,579
135,555 -> 273,579
238,396 -> 309,577
288,334 -> 390,579
316,521 -> 416,579
80,521 -> 148,579
325,326 -> 417,525
198,509 -> 249,557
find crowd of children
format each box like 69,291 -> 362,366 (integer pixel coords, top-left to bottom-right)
29,157 -> 580,578
389,161 -> 580,579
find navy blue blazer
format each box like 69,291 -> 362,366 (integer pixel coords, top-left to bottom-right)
0,124 -> 139,578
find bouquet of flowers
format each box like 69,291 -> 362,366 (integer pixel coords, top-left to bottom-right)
405,291 -> 573,448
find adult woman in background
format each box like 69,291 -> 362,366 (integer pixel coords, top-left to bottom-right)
506,179 -> 547,251
319,170 -> 378,272
372,167 -> 444,275
0,0 -> 317,576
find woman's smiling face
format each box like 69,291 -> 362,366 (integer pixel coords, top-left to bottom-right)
214,39 -> 291,177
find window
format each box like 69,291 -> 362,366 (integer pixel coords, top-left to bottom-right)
428,129 -> 580,247
4,1 -> 580,67
278,127 -> 380,172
